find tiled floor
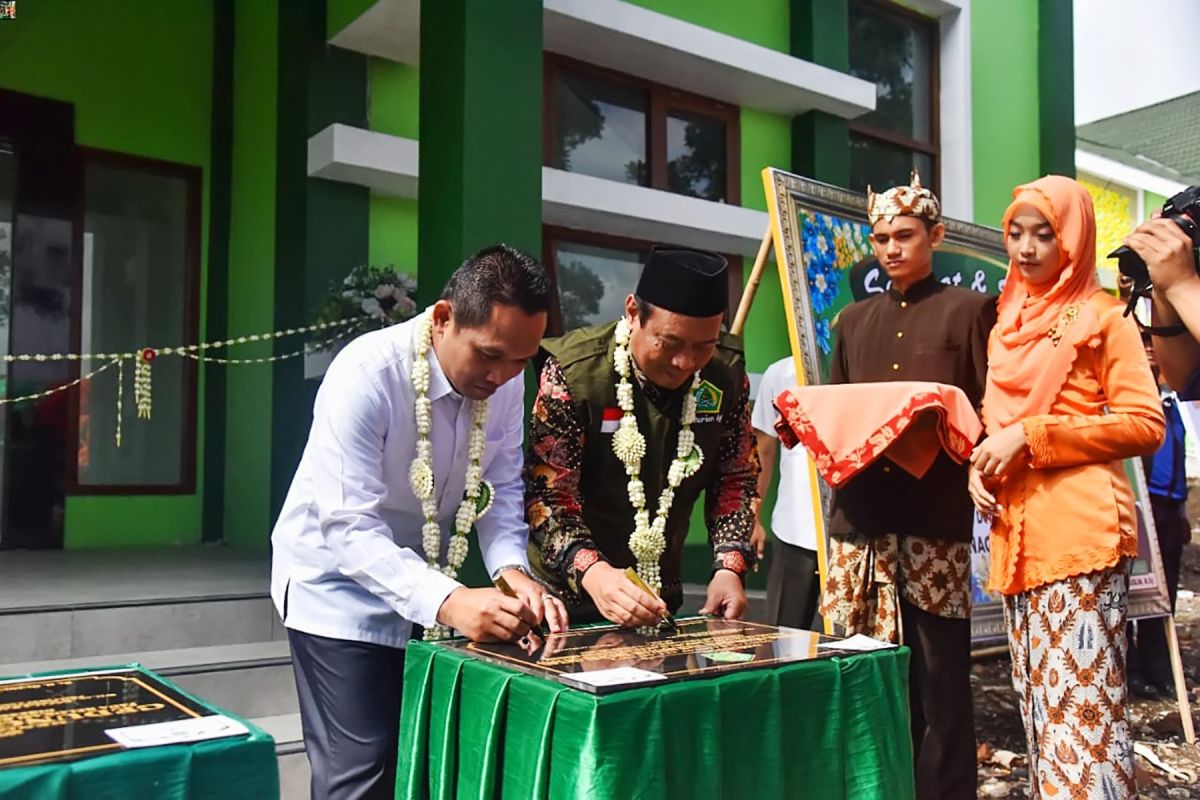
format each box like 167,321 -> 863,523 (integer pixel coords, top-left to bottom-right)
0,546 -> 269,610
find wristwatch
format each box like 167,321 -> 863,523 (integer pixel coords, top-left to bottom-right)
490,564 -> 532,581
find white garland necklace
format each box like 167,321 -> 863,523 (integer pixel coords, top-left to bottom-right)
611,317 -> 704,594
408,310 -> 494,641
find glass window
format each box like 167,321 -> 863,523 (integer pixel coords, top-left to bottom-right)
849,6 -> 934,141
546,230 -> 740,335
547,58 -> 738,204
847,1 -> 938,193
552,241 -> 644,331
553,68 -> 648,186
76,156 -> 196,489
667,110 -> 728,202
849,132 -> 934,194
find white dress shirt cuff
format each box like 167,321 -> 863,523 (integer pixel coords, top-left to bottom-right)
404,568 -> 463,629
480,540 -> 531,580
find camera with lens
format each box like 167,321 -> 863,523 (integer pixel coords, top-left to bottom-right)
1110,185 -> 1200,310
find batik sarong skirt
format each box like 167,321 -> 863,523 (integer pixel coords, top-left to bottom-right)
1003,562 -> 1135,799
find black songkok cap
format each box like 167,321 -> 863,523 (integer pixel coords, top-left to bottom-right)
635,245 -> 728,318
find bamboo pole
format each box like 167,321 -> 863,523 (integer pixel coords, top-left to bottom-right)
1164,616 -> 1196,744
730,227 -> 775,337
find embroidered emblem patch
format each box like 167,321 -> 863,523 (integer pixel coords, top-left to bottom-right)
693,379 -> 723,415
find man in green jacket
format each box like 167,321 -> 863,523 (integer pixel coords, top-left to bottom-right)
525,245 -> 760,627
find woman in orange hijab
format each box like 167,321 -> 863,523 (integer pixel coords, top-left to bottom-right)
969,175 -> 1164,799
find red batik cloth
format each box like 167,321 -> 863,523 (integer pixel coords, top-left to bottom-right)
773,381 -> 982,488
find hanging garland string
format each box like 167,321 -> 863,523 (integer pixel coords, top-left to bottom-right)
0,316 -> 372,448
177,332 -> 350,366
0,317 -> 365,364
0,359 -> 121,409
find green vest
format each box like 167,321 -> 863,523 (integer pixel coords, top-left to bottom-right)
532,320 -> 746,614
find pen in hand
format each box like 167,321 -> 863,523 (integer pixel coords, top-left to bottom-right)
493,575 -> 550,639
623,567 -> 678,632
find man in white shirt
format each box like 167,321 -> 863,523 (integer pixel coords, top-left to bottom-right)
271,245 -> 568,800
750,356 -> 821,630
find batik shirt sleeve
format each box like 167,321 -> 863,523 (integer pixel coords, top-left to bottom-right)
704,373 -> 761,579
524,356 -> 606,599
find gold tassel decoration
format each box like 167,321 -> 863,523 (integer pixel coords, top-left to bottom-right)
134,348 -> 155,420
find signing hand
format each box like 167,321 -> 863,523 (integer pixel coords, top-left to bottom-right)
580,562 -> 666,628
968,464 -> 999,518
699,569 -> 748,619
436,587 -> 536,642
969,423 -> 1028,479
498,568 -> 570,633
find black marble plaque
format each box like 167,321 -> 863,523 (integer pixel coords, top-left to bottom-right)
0,669 -> 211,768
452,618 -> 858,694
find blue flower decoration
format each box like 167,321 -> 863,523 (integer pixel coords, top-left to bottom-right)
802,214 -> 840,316
814,318 -> 832,356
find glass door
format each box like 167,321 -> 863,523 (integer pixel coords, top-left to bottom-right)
0,142 -> 15,539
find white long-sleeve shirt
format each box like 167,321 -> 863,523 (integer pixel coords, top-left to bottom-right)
270,313 -> 531,648
750,357 -> 818,551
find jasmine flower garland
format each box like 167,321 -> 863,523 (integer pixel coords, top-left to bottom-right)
611,317 -> 704,595
407,311 -> 495,641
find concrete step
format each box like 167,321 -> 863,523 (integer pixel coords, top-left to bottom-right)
252,713 -> 309,800
0,640 -> 298,719
0,594 -> 285,663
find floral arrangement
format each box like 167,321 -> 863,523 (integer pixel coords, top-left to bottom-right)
802,213 -> 872,354
314,265 -> 419,347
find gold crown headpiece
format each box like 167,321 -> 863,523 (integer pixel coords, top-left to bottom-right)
866,169 -> 941,226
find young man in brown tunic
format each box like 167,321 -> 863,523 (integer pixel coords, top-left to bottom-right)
824,173 -> 995,800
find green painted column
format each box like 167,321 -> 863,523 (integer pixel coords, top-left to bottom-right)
1038,0 -> 1075,177
790,0 -> 850,186
223,0 -> 279,549
417,0 -> 543,306
203,0 -> 234,543
270,0 -> 370,523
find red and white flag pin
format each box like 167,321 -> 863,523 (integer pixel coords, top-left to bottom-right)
600,407 -> 622,433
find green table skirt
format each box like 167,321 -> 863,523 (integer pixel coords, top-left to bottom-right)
398,642 -> 914,800
0,666 -> 279,800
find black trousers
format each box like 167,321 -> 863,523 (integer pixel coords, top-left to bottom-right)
1130,494 -> 1188,686
900,598 -> 978,800
288,629 -> 408,800
764,536 -> 821,631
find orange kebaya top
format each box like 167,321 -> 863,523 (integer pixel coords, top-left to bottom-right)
983,175 -> 1164,595
986,290 -> 1164,594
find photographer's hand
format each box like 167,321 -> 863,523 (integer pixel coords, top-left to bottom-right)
1125,216 -> 1200,395
1125,217 -> 1200,298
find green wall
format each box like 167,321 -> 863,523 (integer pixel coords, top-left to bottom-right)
370,58 -> 420,139
971,0 -> 1041,226
1145,191 -> 1168,221
628,0 -> 789,52
223,0 -> 279,550
368,58 -> 420,274
327,0 -> 376,39
0,1 -> 214,548
739,108 -> 794,374
370,196 -> 420,272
